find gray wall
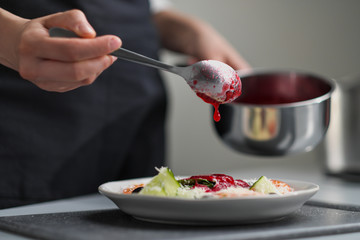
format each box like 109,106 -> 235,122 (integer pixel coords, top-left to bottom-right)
161,0 -> 360,175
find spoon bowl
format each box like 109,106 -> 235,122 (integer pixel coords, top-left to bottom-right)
183,60 -> 242,103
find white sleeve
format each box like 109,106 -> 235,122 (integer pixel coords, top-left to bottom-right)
149,0 -> 173,14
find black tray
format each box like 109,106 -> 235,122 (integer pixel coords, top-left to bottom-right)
0,201 -> 360,240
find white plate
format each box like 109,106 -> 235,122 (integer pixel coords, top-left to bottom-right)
98,177 -> 319,225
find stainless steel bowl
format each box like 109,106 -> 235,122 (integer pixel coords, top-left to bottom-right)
213,69 -> 335,156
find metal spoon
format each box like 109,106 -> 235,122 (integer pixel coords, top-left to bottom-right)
49,27 -> 241,103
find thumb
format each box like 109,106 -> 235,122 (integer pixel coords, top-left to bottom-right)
42,9 -> 96,38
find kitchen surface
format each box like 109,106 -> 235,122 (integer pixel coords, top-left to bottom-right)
1,1 -> 360,239
1,163 -> 360,240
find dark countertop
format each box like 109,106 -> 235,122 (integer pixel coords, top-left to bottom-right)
0,164 -> 359,240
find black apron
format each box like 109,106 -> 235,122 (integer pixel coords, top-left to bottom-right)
0,0 -> 167,208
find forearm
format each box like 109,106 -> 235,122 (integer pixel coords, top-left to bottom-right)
153,9 -> 250,70
152,9 -> 206,56
0,8 -> 29,70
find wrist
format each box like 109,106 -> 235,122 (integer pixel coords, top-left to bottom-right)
0,8 -> 29,70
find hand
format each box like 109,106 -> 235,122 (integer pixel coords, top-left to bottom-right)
153,10 -> 250,71
1,9 -> 122,92
185,23 -> 251,70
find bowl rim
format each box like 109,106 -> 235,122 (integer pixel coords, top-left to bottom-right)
234,68 -> 336,108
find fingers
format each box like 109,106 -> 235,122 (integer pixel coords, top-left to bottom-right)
17,9 -> 122,92
35,74 -> 100,93
35,81 -> 86,93
180,20 -> 251,71
190,47 -> 251,72
42,9 -> 96,38
224,50 -> 251,71
20,54 -> 116,89
39,55 -> 117,82
28,9 -> 122,62
32,35 -> 121,62
197,44 -> 251,71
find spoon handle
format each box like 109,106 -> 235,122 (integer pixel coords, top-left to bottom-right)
111,48 -> 174,72
49,27 -> 176,73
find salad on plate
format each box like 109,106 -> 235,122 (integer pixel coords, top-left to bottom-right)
123,167 -> 293,199
99,167 -> 319,224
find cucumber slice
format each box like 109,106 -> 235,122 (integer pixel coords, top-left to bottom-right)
139,167 -> 180,197
250,176 -> 280,194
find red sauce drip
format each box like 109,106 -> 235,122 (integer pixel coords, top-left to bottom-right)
196,93 -> 221,122
195,74 -> 241,122
213,102 -> 221,122
186,174 -> 249,192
